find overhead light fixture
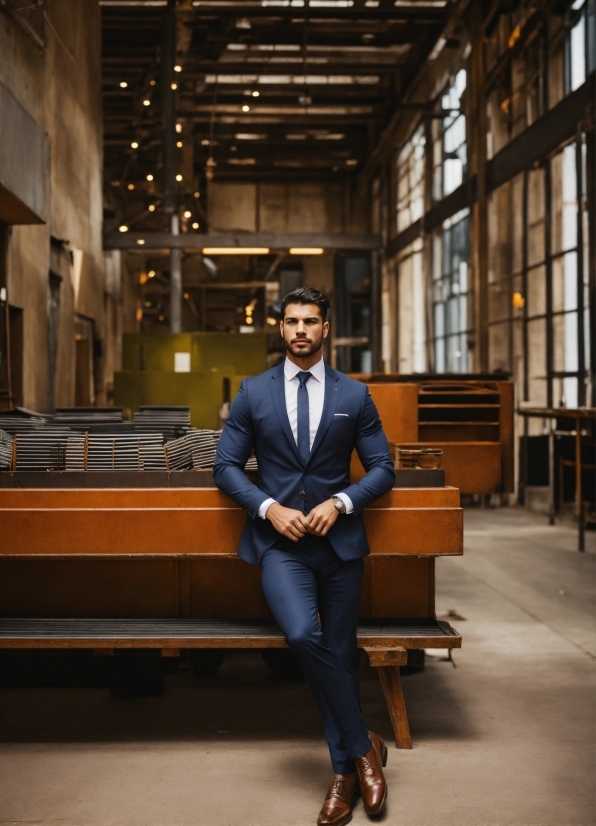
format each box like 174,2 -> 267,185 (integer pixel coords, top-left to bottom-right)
176,174 -> 183,181
143,99 -> 151,106
146,174 -> 154,181
148,270 -> 156,278
252,90 -> 260,97
176,123 -> 182,133
289,248 -> 324,255
184,292 -> 190,299
184,210 -> 192,218
120,81 -> 128,88
148,204 -> 156,212
136,239 -> 146,245
127,183 -> 135,190
131,141 -> 139,148
242,104 -> 250,112
174,64 -> 182,72
149,79 -> 156,86
177,140 -> 183,147
192,222 -> 199,229
119,225 -> 129,232
235,133 -> 266,140
194,191 -> 200,198
202,247 -> 270,255
171,82 -> 178,90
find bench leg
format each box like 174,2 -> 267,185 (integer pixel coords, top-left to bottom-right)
376,666 -> 412,749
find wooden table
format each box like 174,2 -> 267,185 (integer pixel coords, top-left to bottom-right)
517,407 -> 596,551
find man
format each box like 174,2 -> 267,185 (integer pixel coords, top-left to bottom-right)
213,287 -> 395,826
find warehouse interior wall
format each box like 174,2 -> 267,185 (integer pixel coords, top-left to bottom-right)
0,0 -> 113,412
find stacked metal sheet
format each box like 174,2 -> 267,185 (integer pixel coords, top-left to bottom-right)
0,415 -> 47,434
133,406 -> 190,442
87,434 -> 166,471
188,429 -> 222,469
14,428 -> 73,471
164,433 -> 192,470
0,429 -> 14,470
53,407 -> 124,427
65,435 -> 86,471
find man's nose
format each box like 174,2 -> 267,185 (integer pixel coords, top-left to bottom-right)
296,321 -> 307,334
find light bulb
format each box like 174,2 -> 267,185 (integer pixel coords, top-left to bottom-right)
148,204 -> 156,212
131,141 -> 139,149
146,174 -> 153,181
194,191 -> 200,198
176,123 -> 182,133
177,141 -> 183,148
119,225 -> 128,233
174,65 -> 182,72
148,270 -> 156,278
184,210 -> 191,218
252,90 -> 259,97
242,105 -> 250,112
176,174 -> 183,181
192,222 -> 199,229
127,183 -> 135,190
143,99 -> 151,106
171,82 -> 177,90
120,81 -> 128,88
184,292 -> 190,299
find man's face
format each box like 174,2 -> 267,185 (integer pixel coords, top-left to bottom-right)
281,303 -> 329,359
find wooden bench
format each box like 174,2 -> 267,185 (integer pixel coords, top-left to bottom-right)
0,616 -> 461,749
0,476 -> 463,748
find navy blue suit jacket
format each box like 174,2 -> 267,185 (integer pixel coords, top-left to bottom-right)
213,361 -> 395,565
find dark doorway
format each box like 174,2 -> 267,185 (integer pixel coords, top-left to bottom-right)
47,272 -> 61,412
333,254 -> 372,374
75,316 -> 94,407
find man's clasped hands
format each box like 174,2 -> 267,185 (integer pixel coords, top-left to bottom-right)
265,499 -> 340,541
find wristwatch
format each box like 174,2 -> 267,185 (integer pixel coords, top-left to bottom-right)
332,495 -> 347,514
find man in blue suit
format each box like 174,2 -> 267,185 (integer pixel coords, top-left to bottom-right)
214,287 -> 395,826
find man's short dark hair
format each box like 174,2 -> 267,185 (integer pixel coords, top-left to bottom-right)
281,287 -> 331,322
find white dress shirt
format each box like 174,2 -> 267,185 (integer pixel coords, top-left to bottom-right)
258,356 -> 353,518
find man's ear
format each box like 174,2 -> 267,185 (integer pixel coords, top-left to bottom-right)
323,321 -> 330,338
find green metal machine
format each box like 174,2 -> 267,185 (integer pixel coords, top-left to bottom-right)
114,332 -> 268,428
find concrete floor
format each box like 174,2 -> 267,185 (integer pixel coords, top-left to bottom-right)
0,508 -> 594,826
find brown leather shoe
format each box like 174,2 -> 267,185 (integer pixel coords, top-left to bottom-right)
355,732 -> 388,816
317,773 -> 358,826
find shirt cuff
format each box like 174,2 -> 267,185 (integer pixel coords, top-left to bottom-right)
334,492 -> 354,514
258,497 -> 277,519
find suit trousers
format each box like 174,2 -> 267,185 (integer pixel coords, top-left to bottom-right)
260,536 -> 372,774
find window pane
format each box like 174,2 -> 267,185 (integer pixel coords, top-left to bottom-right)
527,265 -> 546,317
570,15 -> 586,90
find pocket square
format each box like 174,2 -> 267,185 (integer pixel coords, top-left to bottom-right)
334,413 -> 350,417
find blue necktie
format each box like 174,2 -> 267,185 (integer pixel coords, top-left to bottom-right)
297,371 -> 312,465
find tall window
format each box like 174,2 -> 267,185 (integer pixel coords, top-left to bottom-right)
396,125 -> 425,233
433,69 -> 467,201
551,140 -> 590,408
432,209 -> 470,373
566,0 -> 595,92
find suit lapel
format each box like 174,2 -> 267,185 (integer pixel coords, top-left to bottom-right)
269,363 -> 302,464
307,363 -> 341,465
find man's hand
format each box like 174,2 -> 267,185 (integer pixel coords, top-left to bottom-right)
305,498 -> 339,537
266,502 -> 309,542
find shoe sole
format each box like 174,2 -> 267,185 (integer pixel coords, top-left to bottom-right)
317,813 -> 353,826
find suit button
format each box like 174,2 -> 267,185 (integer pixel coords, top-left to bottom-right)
298,491 -> 306,499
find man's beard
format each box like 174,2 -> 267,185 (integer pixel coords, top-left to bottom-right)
283,334 -> 323,359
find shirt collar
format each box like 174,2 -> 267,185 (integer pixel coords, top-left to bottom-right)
284,356 -> 325,383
